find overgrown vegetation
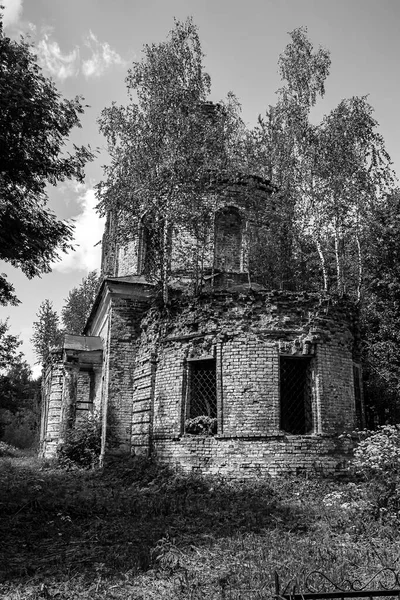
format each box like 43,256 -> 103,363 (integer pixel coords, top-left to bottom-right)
0,335 -> 41,449
1,450 -> 400,599
0,13 -> 93,306
56,414 -> 102,469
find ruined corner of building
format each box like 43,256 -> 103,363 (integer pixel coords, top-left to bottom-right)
39,173 -> 364,478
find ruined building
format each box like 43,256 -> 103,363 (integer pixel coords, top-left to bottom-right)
40,173 -> 364,477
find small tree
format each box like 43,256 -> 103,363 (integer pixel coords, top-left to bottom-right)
360,192 -> 400,424
61,270 -> 100,334
0,358 -> 40,446
0,319 -> 22,372
250,27 -> 394,296
31,299 -> 63,365
0,14 -> 93,304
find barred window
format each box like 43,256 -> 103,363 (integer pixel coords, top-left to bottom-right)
280,356 -> 313,435
184,358 -> 217,435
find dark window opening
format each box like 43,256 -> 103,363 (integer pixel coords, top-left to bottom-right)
353,364 -> 363,428
185,359 -> 217,435
280,356 -> 313,434
214,207 -> 242,272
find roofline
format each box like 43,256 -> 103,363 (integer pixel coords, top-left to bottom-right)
83,276 -> 155,335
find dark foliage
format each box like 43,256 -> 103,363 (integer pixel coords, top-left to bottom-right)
31,299 -> 63,365
0,320 -> 21,372
61,271 -> 100,334
57,415 -> 101,469
0,359 -> 39,414
361,192 -> 400,425
0,15 -> 93,303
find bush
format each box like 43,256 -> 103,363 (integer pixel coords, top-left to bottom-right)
0,440 -> 18,457
57,414 -> 101,469
1,408 -> 38,449
184,415 -> 217,435
353,425 -> 400,477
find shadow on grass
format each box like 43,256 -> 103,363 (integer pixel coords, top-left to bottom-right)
0,454 -> 317,583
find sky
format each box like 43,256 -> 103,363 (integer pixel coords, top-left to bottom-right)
1,0 -> 400,377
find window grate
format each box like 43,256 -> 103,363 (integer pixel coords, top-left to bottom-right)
280,357 -> 313,434
187,359 -> 217,419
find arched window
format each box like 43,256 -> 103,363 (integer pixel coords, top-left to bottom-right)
214,206 -> 242,272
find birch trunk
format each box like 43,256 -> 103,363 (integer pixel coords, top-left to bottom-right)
316,237 -> 328,291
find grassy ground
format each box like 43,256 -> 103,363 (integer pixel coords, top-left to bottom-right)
1,451 -> 400,599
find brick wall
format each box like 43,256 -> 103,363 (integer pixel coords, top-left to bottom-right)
153,434 -> 354,478
40,353 -> 64,457
106,296 -> 151,452
139,290 -> 360,476
221,336 -> 280,436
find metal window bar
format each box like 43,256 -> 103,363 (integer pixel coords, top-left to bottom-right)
188,359 -> 217,419
280,356 -> 313,434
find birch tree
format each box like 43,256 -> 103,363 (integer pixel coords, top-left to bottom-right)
251,27 -> 394,296
97,18 -> 244,302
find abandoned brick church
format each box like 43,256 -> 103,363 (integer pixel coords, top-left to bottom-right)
39,174 -> 364,477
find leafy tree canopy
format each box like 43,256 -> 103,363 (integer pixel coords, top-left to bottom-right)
245,27 -> 395,296
97,18 -> 245,299
0,14 -> 94,304
0,319 -> 22,372
61,270 -> 100,334
0,358 -> 39,415
31,299 -> 63,365
97,22 -> 395,299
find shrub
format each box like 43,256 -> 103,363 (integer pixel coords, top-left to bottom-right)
0,440 -> 18,457
184,415 -> 217,435
1,408 -> 38,449
57,413 -> 101,469
353,425 -> 400,477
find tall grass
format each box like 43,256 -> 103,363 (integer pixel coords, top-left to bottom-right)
0,453 -> 399,599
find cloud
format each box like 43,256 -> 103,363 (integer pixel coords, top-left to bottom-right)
52,189 -> 105,273
37,34 -> 80,81
35,30 -> 126,81
2,0 -> 23,27
82,30 -> 126,78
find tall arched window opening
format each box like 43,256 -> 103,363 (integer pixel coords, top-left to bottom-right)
214,206 -> 242,272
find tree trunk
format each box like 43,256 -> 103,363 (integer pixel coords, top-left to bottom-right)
334,216 -> 344,296
316,237 -> 328,292
356,232 -> 362,302
161,213 -> 170,305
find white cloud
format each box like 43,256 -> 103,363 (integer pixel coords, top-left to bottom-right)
52,189 -> 105,273
2,0 -> 23,27
37,34 -> 79,81
82,30 -> 126,78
